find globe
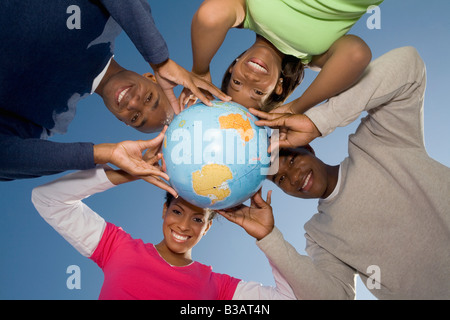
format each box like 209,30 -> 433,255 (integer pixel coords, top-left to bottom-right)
162,100 -> 271,209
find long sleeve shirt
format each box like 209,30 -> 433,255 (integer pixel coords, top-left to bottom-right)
32,165 -> 295,300
0,0 -> 168,180
258,47 -> 450,299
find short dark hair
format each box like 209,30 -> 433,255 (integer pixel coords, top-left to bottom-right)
221,38 -> 304,112
165,192 -> 217,220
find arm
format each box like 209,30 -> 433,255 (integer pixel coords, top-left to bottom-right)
287,35 -> 372,114
304,46 -> 426,140
0,135 -> 95,181
220,190 -> 294,299
191,0 -> 246,78
99,0 -> 169,65
220,190 -> 355,299
31,165 -> 132,257
250,47 -> 426,148
232,261 -> 296,300
256,227 -> 356,300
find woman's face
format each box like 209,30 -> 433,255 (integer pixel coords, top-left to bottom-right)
226,44 -> 284,109
161,197 -> 212,255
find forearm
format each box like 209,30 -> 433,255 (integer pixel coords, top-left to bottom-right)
32,166 -> 116,257
0,135 -> 94,181
291,35 -> 371,114
232,260 -> 296,300
304,46 -> 425,137
191,0 -> 238,76
100,0 -> 169,64
256,227 -> 355,299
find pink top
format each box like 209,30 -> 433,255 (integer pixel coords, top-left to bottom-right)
90,222 -> 241,300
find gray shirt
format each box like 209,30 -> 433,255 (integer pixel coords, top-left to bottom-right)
257,47 -> 450,299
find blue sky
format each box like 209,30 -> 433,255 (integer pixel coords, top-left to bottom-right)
0,0 -> 449,300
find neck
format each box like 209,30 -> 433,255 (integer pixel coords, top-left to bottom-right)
155,241 -> 193,267
94,58 -> 125,97
254,35 -> 284,60
323,164 -> 340,199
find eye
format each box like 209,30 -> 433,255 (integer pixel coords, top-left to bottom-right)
278,175 -> 286,184
146,92 -> 153,103
254,89 -> 264,95
289,156 -> 295,166
131,112 -> 140,123
193,217 -> 204,224
172,209 -> 181,215
232,79 -> 241,85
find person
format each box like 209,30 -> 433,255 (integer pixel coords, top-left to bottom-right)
0,0 -> 228,185
222,47 -> 450,299
31,131 -> 295,300
185,0 -> 382,112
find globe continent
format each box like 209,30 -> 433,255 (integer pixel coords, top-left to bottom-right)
162,100 -> 270,209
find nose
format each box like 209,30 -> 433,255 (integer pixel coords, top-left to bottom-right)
177,215 -> 191,232
289,170 -> 301,187
126,92 -> 141,110
245,71 -> 260,82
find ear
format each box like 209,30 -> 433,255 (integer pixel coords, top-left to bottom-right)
274,78 -> 284,95
143,73 -> 157,83
203,220 -> 213,236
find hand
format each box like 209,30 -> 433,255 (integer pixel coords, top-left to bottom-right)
218,189 -> 274,241
94,128 -> 178,197
269,100 -> 296,114
249,108 -> 321,151
178,70 -> 213,111
151,59 -> 230,114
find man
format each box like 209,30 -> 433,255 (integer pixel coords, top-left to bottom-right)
224,47 -> 450,299
0,1 -> 227,189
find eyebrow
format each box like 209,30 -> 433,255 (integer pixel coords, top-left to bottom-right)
271,174 -> 277,183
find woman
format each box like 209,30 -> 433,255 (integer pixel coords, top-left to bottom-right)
31,132 -> 294,300
187,0 -> 382,112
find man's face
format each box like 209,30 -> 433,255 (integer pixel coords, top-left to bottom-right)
269,148 -> 329,199
101,70 -> 174,133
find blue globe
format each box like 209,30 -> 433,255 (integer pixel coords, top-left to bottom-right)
162,100 -> 270,209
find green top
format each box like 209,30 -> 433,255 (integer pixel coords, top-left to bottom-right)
243,0 -> 383,63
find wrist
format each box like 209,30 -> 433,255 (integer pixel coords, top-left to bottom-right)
105,168 -> 138,185
150,58 -> 170,71
93,143 -> 115,165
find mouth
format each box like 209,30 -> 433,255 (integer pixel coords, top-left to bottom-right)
171,230 -> 190,243
247,58 -> 268,74
116,86 -> 132,105
299,171 -> 313,192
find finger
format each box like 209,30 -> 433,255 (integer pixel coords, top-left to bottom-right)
164,89 -> 181,114
266,190 -> 272,206
138,129 -> 167,151
254,117 -> 288,128
141,175 -> 178,198
186,84 -> 213,107
194,80 -> 231,102
248,108 -> 279,120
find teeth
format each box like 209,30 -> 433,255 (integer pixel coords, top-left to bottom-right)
248,61 -> 267,73
302,172 -> 312,189
172,231 -> 189,242
117,87 -> 131,104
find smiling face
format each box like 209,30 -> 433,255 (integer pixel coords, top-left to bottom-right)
160,197 -> 213,262
226,42 -> 284,109
100,70 -> 174,133
269,148 -> 336,199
